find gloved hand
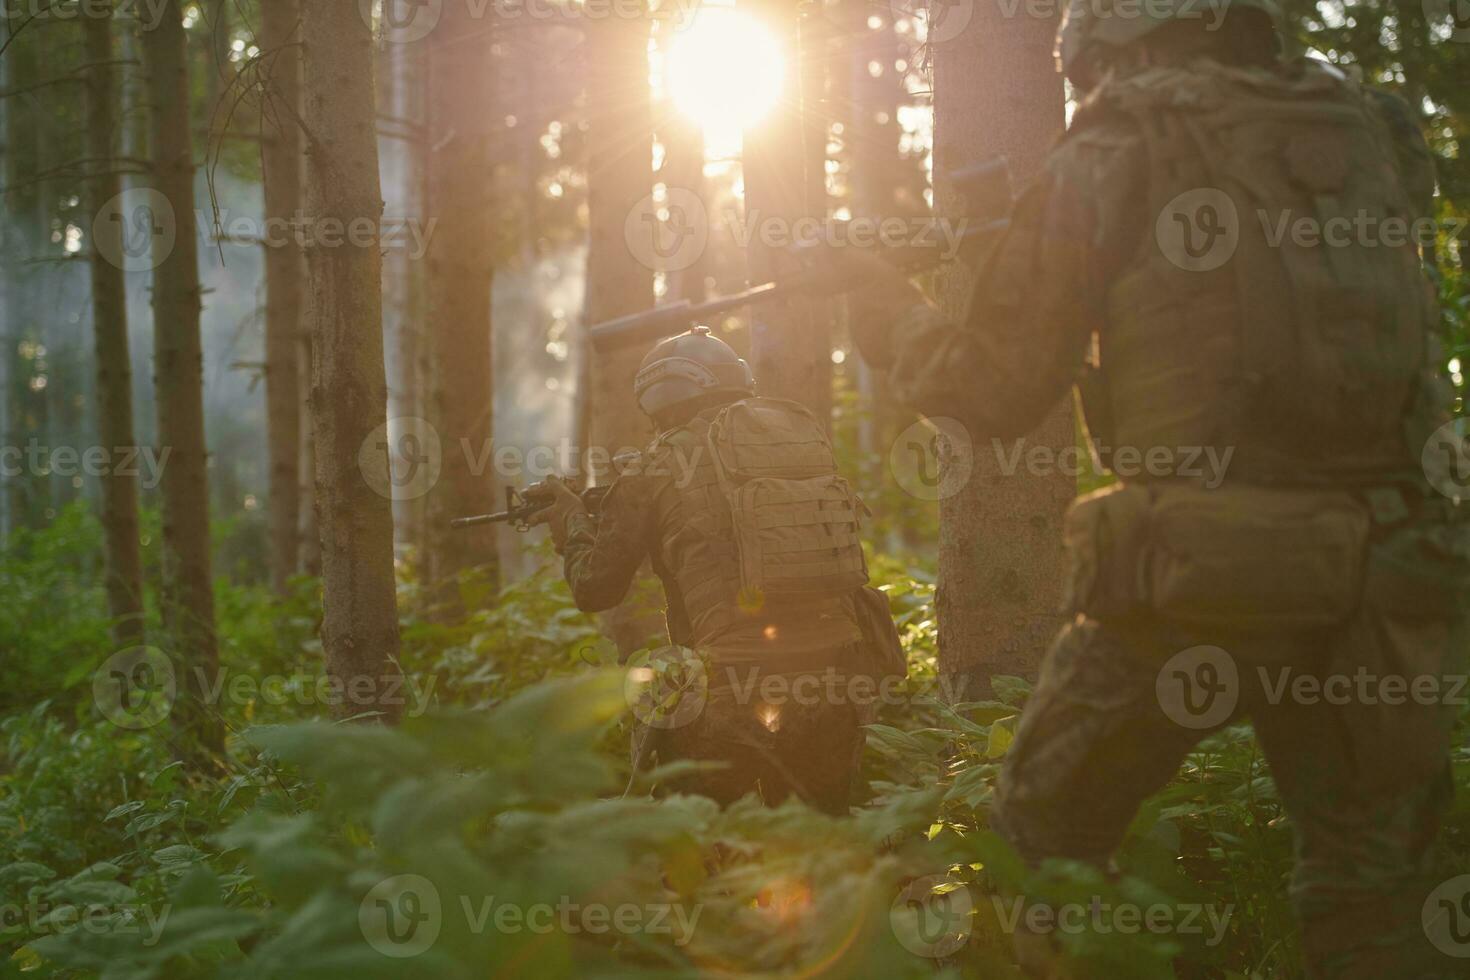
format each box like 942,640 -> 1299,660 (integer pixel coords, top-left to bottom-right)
788,243 -> 925,368
526,475 -> 586,553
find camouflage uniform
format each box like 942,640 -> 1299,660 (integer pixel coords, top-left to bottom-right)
557,399 -> 867,815
858,48 -> 1468,980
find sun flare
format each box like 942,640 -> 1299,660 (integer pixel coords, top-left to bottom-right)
667,7 -> 784,151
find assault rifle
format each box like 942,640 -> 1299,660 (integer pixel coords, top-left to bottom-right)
587,158 -> 1014,351
449,482 -> 610,532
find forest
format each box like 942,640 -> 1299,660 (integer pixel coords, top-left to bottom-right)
1,0 -> 1468,977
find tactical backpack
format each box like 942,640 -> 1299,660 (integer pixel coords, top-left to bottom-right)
704,397 -> 868,601
1073,59 -> 1448,486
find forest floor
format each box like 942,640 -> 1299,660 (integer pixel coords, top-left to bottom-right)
2,503 -> 1467,978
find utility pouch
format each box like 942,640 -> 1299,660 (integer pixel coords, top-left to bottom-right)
851,586 -> 907,686
1065,483 -> 1372,630
1363,512 -> 1470,621
1062,483 -> 1152,620
1146,485 -> 1369,629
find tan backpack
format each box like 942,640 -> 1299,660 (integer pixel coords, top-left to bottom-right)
704,397 -> 868,601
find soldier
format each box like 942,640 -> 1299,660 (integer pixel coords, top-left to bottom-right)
531,326 -> 900,815
821,0 -> 1468,976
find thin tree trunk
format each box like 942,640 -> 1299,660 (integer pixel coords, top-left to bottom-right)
655,20 -> 707,305
740,0 -> 831,423
2,7 -> 43,534
297,332 -> 320,575
86,4 -> 146,647
201,0 -> 232,122
259,0 -> 304,595
380,36 -> 429,564
842,1 -> 915,551
932,2 -> 1067,692
424,1 -> 497,594
584,15 -> 662,654
143,0 -> 222,751
299,0 -> 403,723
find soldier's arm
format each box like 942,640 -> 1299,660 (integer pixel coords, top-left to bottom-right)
560,468 -> 655,613
882,123 -> 1146,440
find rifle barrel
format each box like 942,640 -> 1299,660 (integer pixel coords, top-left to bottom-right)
449,511 -> 509,529
586,215 -> 1010,350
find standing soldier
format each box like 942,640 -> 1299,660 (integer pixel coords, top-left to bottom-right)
823,0 -> 1468,975
531,326 -> 902,815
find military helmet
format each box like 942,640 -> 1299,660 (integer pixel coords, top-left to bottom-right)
1055,0 -> 1283,85
634,325 -> 754,418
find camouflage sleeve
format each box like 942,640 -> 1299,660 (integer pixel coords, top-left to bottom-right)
1364,87 -> 1436,222
886,119 -> 1147,439
560,471 -> 656,613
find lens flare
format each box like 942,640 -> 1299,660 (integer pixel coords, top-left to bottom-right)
667,7 -> 784,152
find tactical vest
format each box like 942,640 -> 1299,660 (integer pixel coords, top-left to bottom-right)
648,397 -> 868,648
1073,59 -> 1449,486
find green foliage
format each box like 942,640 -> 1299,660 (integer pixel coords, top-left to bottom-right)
5,524 -> 1470,977
0,504 -> 122,716
397,553 -> 612,711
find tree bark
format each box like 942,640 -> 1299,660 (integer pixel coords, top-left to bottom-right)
841,1 -> 918,551
932,3 -> 1068,692
143,0 -> 222,751
424,1 -> 497,594
259,0 -> 304,595
297,332 -> 320,575
299,0 -> 403,722
379,33 -> 429,564
584,14 -> 663,654
740,0 -> 831,423
2,7 -> 44,534
85,4 -> 146,647
655,20 -> 707,305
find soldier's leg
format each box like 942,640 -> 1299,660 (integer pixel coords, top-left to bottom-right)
992,616 -> 1212,865
1251,604 -> 1467,980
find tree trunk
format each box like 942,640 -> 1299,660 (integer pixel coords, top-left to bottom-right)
297,333 -> 320,575
740,0 -> 831,423
259,0 -> 304,595
380,35 -> 429,565
584,15 -> 662,654
299,0 -> 403,723
2,7 -> 43,534
85,5 -> 146,647
424,1 -> 497,594
841,2 -> 916,552
143,0 -> 222,751
655,21 -> 707,305
932,4 -> 1068,692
